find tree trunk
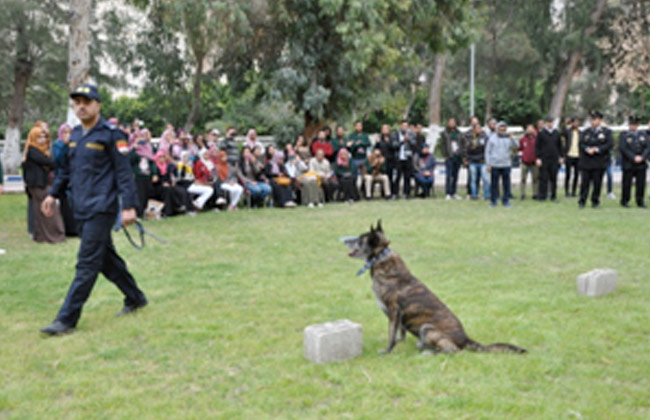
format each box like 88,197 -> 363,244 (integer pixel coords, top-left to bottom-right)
303,112 -> 325,144
2,20 -> 33,175
67,0 -> 91,127
427,53 -> 446,126
548,0 -> 608,120
485,29 -> 498,120
185,54 -> 204,133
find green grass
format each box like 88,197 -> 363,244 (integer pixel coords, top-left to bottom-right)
1,192 -> 648,419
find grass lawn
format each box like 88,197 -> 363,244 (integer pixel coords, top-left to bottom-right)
0,192 -> 648,419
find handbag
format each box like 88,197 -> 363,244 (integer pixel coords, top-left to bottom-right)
274,175 -> 291,187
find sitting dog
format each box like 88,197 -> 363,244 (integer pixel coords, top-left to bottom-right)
344,220 -> 526,354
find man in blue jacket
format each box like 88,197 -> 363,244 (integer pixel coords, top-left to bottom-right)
40,84 -> 148,335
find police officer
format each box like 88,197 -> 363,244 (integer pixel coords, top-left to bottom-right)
40,84 -> 148,335
619,116 -> 650,208
578,111 -> 614,209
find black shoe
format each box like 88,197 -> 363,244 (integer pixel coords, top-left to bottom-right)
592,203 -> 600,209
520,195 -> 526,200
40,320 -> 74,336
638,203 -> 647,208
578,202 -> 585,209
621,202 -> 630,208
115,299 -> 148,317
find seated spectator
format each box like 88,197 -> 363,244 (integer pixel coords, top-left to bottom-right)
335,148 -> 357,202
413,144 -> 436,198
215,150 -> 244,211
152,150 -> 193,217
264,151 -> 296,208
311,129 -> 334,161
130,130 -> 159,217
265,144 -> 276,165
286,147 -> 322,207
362,149 -> 391,199
294,134 -> 312,162
22,125 -> 65,243
309,149 -> 337,202
240,146 -> 272,207
193,133 -> 207,157
219,127 -> 240,166
192,150 -> 216,210
244,128 -> 265,153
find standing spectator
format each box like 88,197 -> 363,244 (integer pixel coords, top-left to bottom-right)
414,124 -> 427,153
294,134 -> 311,162
240,146 -> 272,207
130,130 -> 159,217
391,120 -> 417,199
158,125 -> 174,154
331,125 -> 347,161
375,124 -> 398,199
485,118 -> 497,137
465,123 -> 490,200
440,117 -> 464,200
309,149 -> 337,202
192,150 -> 216,210
219,127 -> 240,166
334,148 -> 356,202
578,111 -> 614,209
413,144 -> 436,198
619,116 -> 650,208
310,129 -> 334,161
562,116 -> 581,197
362,149 -> 391,199
244,128 -> 265,154
535,117 -> 563,201
348,121 -> 371,174
486,121 -> 518,207
22,126 -> 65,243
214,150 -> 244,211
264,151 -> 296,208
518,124 -> 539,200
52,123 -> 77,236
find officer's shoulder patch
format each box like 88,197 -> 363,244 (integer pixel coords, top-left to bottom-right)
116,139 -> 129,155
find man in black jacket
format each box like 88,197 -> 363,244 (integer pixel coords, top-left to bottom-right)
374,124 -> 397,198
619,116 -> 650,208
578,111 -> 614,209
535,117 -> 564,201
390,120 -> 417,199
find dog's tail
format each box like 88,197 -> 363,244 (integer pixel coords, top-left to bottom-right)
465,339 -> 527,354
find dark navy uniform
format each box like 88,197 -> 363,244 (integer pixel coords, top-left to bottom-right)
48,117 -> 147,328
578,123 -> 613,207
619,127 -> 650,207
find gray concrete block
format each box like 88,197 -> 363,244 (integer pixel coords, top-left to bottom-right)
577,269 -> 618,297
304,319 -> 362,364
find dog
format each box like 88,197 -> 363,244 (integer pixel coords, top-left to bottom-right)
344,220 -> 526,355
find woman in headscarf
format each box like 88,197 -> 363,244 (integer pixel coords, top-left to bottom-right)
214,150 -> 244,211
239,146 -> 272,208
22,125 -> 65,243
334,148 -> 356,202
51,123 -> 77,236
129,129 -> 158,217
264,150 -> 296,208
191,149 -> 216,210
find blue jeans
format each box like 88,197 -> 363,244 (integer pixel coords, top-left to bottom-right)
247,182 -> 271,199
490,167 -> 511,205
445,157 -> 462,195
469,162 -> 490,199
414,174 -> 434,197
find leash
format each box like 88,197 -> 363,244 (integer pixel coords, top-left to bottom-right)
113,214 -> 167,250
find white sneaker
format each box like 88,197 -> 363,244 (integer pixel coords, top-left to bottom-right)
453,194 -> 462,200
216,197 -> 227,205
317,202 -> 324,208
445,194 -> 452,201
607,192 -> 616,200
308,202 -> 315,208
284,201 -> 297,208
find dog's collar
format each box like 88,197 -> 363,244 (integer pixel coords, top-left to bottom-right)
357,247 -> 392,276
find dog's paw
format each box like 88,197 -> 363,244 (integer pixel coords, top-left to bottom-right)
378,348 -> 392,355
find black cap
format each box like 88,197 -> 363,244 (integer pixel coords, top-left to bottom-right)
589,110 -> 603,119
70,83 -> 101,102
629,115 -> 640,125
545,116 -> 554,122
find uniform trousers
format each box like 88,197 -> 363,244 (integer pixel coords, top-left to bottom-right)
579,169 -> 605,206
621,167 -> 646,206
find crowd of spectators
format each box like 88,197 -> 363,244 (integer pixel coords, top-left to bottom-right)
15,111 -> 649,242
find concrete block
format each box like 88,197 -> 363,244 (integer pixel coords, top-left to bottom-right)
577,269 -> 618,297
304,319 -> 362,364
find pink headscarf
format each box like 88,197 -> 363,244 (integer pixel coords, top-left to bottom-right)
135,130 -> 156,161
158,128 -> 173,153
57,123 -> 71,141
336,149 -> 349,166
270,151 -> 284,175
155,150 -> 169,176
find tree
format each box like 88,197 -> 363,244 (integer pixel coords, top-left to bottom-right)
67,0 -> 92,126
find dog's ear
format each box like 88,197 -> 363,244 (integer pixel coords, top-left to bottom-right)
369,223 -> 375,233
376,219 -> 383,233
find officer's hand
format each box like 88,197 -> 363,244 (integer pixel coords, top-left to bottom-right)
635,156 -> 643,163
121,208 -> 137,226
41,195 -> 56,218
536,159 -> 542,167
486,166 -> 492,173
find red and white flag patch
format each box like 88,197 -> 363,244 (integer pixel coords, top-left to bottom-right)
116,139 -> 129,155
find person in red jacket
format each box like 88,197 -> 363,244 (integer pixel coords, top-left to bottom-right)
518,124 -> 539,200
310,129 -> 334,160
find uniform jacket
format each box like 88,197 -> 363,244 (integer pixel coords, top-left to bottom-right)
619,130 -> 650,170
579,126 -> 614,170
49,118 -> 138,220
535,128 -> 563,162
